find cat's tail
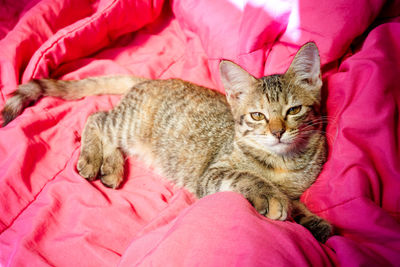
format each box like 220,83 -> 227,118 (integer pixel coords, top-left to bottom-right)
1,75 -> 148,126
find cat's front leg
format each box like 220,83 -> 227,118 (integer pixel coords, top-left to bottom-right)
234,177 -> 290,221
200,170 -> 290,221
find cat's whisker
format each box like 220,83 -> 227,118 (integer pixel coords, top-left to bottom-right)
300,129 -> 337,143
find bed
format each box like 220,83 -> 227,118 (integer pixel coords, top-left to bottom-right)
1,0 -> 399,266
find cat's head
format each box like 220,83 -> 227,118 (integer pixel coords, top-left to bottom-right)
220,42 -> 323,156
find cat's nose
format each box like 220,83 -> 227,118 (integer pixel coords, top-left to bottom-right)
271,128 -> 285,139
269,118 -> 286,139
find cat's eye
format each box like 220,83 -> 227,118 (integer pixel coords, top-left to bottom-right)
287,105 -> 302,115
250,112 -> 265,121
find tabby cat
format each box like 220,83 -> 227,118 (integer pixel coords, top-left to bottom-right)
1,42 -> 332,242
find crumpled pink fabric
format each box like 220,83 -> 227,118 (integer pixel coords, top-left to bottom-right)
0,0 -> 399,266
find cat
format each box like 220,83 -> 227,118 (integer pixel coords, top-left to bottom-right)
1,42 -> 332,242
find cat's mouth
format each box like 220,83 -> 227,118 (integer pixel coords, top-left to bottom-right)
242,133 -> 302,155
266,140 -> 298,155
269,139 -> 291,147
247,135 -> 296,155
268,135 -> 294,146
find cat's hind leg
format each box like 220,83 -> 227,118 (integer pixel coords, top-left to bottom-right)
99,145 -> 124,189
77,112 -> 105,181
77,111 -> 125,189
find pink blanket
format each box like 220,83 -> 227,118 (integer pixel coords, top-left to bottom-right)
1,0 -> 400,266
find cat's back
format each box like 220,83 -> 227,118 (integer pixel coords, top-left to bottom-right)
119,78 -> 235,187
129,78 -> 233,128
136,78 -> 227,107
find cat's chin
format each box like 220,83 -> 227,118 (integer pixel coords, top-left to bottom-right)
266,142 -> 295,156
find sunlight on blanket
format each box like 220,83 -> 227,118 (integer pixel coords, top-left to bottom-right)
226,0 -> 300,41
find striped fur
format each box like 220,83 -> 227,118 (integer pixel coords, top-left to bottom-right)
1,42 -> 332,242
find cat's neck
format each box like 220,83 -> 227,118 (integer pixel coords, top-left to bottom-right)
227,133 -> 326,198
233,132 -> 325,171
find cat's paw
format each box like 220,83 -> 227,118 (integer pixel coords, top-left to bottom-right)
100,163 -> 123,189
251,192 -> 289,221
100,174 -> 123,189
99,150 -> 124,189
77,154 -> 102,181
299,216 -> 332,243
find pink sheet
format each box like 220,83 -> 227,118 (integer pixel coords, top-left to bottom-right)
1,0 -> 399,266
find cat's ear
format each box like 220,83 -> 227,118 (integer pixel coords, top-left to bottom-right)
286,42 -> 322,89
220,60 -> 257,107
